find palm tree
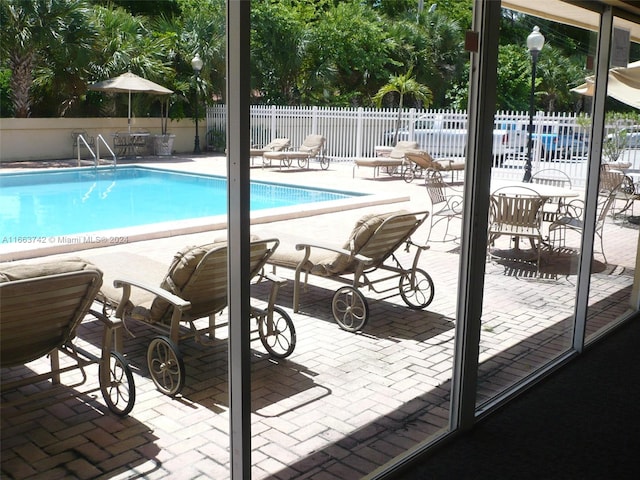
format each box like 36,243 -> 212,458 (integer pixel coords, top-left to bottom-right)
373,68 -> 433,145
1,0 -> 94,117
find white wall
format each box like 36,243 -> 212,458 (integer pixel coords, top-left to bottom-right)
0,117 -> 203,162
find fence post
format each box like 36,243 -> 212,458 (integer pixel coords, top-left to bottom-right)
270,105 -> 277,140
355,107 -> 364,157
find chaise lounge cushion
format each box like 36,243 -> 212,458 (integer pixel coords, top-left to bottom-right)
149,241 -> 222,323
0,258 -> 102,283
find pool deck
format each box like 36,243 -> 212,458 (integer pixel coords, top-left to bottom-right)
1,154 -> 637,480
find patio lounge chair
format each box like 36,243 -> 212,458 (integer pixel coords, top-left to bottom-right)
352,141 -> 419,179
267,210 -> 434,332
0,258 -> 136,416
250,137 -> 290,166
402,149 -> 465,183
263,134 -> 328,170
99,238 -> 296,396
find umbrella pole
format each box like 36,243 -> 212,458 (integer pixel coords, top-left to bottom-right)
128,90 -> 131,133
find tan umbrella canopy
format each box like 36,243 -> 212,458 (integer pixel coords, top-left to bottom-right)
571,61 -> 640,109
88,72 -> 173,131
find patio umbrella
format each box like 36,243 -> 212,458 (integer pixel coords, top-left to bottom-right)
88,72 -> 173,132
571,60 -> 640,109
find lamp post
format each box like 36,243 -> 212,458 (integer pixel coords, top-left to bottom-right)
523,26 -> 545,182
191,53 -> 203,154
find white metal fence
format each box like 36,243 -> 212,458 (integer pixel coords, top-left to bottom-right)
207,105 -> 639,186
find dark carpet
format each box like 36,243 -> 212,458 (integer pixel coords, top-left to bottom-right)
393,318 -> 640,479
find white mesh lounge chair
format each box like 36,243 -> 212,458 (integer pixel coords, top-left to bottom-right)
99,238 -> 296,396
0,258 -> 136,416
263,134 -> 328,170
268,210 -> 434,332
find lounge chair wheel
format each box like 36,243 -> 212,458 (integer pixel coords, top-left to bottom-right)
99,351 -> 136,416
297,158 -> 309,169
320,156 -> 330,170
331,286 -> 369,332
399,268 -> 435,309
259,306 -> 297,358
147,336 -> 185,396
403,167 -> 416,183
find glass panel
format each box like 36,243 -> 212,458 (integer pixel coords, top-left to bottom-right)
250,203 -> 458,477
586,17 -> 640,340
478,13 -> 595,406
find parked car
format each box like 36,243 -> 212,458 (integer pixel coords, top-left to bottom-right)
509,121 -> 589,160
384,114 -> 517,165
606,126 -> 640,149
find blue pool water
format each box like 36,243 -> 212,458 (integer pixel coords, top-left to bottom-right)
0,166 -> 361,240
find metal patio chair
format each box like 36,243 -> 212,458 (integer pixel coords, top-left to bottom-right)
488,186 -> 546,274
424,168 -> 464,243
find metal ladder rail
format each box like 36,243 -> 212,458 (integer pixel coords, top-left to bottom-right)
76,135 -> 98,167
96,134 -> 117,167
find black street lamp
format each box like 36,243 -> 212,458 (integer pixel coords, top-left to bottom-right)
191,53 -> 203,154
523,26 -> 545,182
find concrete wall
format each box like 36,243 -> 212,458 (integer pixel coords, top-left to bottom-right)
0,117 -> 204,162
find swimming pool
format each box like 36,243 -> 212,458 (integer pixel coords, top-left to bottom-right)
0,166 -> 364,240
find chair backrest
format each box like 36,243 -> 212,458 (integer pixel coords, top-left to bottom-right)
596,190 -> 618,225
0,261 -> 103,367
424,169 -> 449,206
356,211 -> 428,267
489,186 -> 545,235
149,238 -> 279,323
264,138 -> 290,151
300,135 -> 326,155
404,150 -> 438,170
72,129 -> 95,147
599,167 -> 626,193
389,141 -> 420,159
531,169 -> 572,188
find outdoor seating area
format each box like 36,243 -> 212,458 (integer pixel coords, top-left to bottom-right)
1,155 -> 638,479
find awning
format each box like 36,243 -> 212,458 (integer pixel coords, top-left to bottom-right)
502,0 -> 640,44
571,60 -> 640,109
